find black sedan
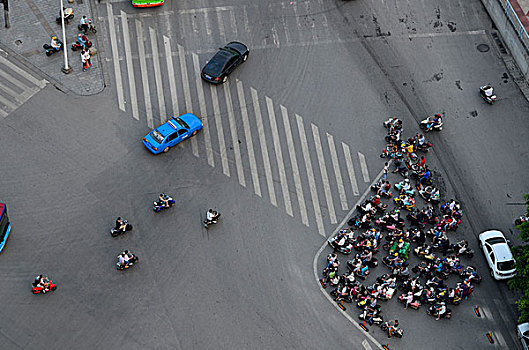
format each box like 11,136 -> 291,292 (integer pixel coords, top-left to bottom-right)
201,41 -> 249,84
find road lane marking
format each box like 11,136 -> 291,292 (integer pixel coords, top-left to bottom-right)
280,3 -> 292,45
0,63 -> 35,91
0,79 -> 23,101
203,10 -> 213,36
107,2 -> 125,112
210,85 -> 230,176
252,87 -> 277,206
361,339 -> 373,350
121,11 -> 139,121
297,114 -> 323,235
228,9 -> 238,37
312,165 -> 387,350
192,53 -> 214,166
164,36 -> 179,119
0,56 -> 46,88
135,19 -> 154,128
237,80 -> 260,197
215,8 -> 226,42
178,44 -> 198,156
312,124 -> 337,224
342,143 -> 360,196
0,92 -> 17,110
224,81 -> 245,187
327,133 -> 348,210
281,106 -> 308,225
358,152 -> 370,182
149,27 -> 167,126
266,97 -> 292,216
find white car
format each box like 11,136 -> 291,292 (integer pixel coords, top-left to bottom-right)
478,230 -> 516,280
518,322 -> 529,350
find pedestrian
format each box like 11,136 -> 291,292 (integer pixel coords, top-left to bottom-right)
383,162 -> 389,180
81,49 -> 88,71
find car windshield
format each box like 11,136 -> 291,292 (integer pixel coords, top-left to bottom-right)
174,117 -> 189,129
497,259 -> 515,271
204,52 -> 231,75
486,237 -> 506,245
150,130 -> 164,144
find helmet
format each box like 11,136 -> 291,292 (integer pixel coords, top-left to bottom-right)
399,239 -> 403,243
78,34 -> 82,38
52,36 -> 56,40
394,253 -> 398,257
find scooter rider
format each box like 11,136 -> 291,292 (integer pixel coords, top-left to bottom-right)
115,217 -> 127,232
77,33 -> 89,48
436,302 -> 447,320
387,319 -> 400,338
158,193 -> 170,208
481,85 -> 494,97
425,114 -> 442,131
118,252 -> 129,267
50,36 -> 61,51
204,209 -> 220,226
79,15 -> 89,33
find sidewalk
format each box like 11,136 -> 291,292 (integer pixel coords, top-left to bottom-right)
0,0 -> 104,95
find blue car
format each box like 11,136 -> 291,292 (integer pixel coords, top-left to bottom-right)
143,113 -> 203,154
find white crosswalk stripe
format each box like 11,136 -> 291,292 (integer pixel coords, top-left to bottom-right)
253,87 -> 277,207
266,96 -> 292,216
101,4 -> 383,235
121,11 -> 139,121
224,81 -> 245,187
0,55 -> 48,118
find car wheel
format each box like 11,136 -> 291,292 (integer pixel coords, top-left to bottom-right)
163,147 -> 170,153
192,130 -> 198,136
490,270 -> 495,278
242,53 -> 248,62
222,76 -> 227,83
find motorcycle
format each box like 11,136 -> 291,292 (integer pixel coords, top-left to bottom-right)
459,266 -> 481,284
418,185 -> 440,203
416,141 -> 433,152
420,115 -> 443,132
56,7 -> 74,24
398,293 -> 421,309
43,40 -> 63,56
328,233 -> 353,255
203,210 -> 221,228
111,219 -> 133,237
479,85 -> 497,105
427,304 -> 452,319
153,194 -> 175,212
380,321 -> 403,338
78,18 -> 97,34
515,215 -> 529,226
394,195 -> 415,211
358,308 -> 384,325
32,276 -> 57,294
116,251 -> 138,270
71,40 -> 92,51
394,180 -> 416,196
370,180 -> 392,198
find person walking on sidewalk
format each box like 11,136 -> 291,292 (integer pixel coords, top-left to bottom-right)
81,49 -> 91,71
382,162 -> 389,180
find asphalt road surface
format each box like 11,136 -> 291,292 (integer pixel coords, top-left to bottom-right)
0,0 -> 528,349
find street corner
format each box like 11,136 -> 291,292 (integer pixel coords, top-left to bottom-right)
0,0 -> 105,95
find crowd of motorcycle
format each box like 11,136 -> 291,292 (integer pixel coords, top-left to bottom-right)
320,117 -> 481,339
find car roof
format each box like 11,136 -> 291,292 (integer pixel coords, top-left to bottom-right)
492,243 -> 514,262
154,119 -> 180,138
203,50 -> 235,75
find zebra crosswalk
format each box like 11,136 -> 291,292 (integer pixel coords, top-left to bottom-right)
100,2 -> 383,235
0,54 -> 48,118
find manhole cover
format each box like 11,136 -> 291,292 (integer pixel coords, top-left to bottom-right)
477,44 -> 490,52
15,40 -> 22,46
